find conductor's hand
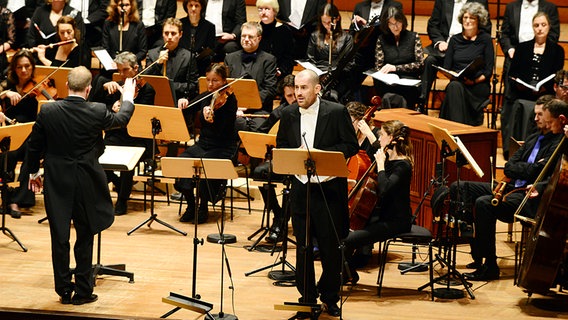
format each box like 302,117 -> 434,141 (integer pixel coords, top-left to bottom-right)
122,78 -> 136,102
103,81 -> 121,95
178,98 -> 189,109
28,173 -> 43,193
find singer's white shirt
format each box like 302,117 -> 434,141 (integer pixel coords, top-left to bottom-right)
296,98 -> 333,184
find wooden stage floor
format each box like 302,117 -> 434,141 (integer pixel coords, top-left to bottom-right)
1,182 -> 567,319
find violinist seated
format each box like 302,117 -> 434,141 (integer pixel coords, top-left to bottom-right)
307,3 -> 354,103
371,8 -> 424,110
33,15 -> 82,67
175,63 -> 238,224
89,51 -> 155,216
450,99 -> 567,282
343,120 -> 413,285
253,74 -> 296,243
224,21 -> 278,132
0,50 -> 43,218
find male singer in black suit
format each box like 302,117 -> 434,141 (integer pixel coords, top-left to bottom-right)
417,0 -> 491,111
276,69 -> 358,319
27,66 -> 136,305
137,0 -> 177,48
276,0 -> 326,59
145,17 -> 199,104
225,21 -> 277,131
204,0 -> 247,60
349,0 -> 402,102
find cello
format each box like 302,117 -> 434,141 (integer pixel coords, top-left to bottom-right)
517,136 -> 568,295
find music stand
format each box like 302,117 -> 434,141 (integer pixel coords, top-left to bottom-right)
418,124 -> 483,300
238,131 -> 277,251
126,104 -> 190,236
92,146 -> 145,285
161,157 -> 238,320
198,77 -> 262,109
113,74 -> 175,107
35,65 -> 72,99
271,148 -> 349,319
0,122 -> 33,252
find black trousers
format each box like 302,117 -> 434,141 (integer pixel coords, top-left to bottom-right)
48,192 -> 94,298
290,178 -> 349,304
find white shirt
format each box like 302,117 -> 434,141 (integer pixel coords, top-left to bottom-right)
206,0 -> 224,36
519,0 -> 539,43
448,0 -> 466,41
69,0 -> 90,23
142,0 -> 156,28
369,0 -> 384,22
296,98 -> 332,184
289,0 -> 307,29
6,0 -> 25,13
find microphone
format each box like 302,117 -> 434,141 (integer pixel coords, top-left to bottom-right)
119,3 -> 126,13
302,132 -> 306,138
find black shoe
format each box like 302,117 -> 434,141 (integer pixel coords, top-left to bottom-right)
193,209 -> 208,224
343,268 -> 359,285
59,291 -> 73,304
170,192 -> 184,201
114,201 -> 127,216
465,261 -> 482,269
9,208 -> 21,219
463,264 -> 500,281
266,226 -> 283,243
323,301 -> 340,317
179,207 -> 195,222
71,294 -> 98,305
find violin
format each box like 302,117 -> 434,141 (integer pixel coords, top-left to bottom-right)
204,86 -> 234,122
20,78 -> 58,101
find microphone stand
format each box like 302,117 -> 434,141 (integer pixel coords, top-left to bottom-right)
490,1 -> 502,130
119,5 -> 125,53
0,9 -> 9,82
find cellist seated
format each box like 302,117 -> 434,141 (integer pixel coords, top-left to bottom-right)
343,120 -> 414,284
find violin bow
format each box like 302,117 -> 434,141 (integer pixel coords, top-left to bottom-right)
184,75 -> 246,110
19,59 -> 69,101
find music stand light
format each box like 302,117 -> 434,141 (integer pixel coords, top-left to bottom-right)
126,104 -> 190,236
0,122 -> 33,252
271,148 -> 348,318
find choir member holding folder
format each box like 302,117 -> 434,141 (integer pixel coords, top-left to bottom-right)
439,2 -> 493,126
501,12 -> 564,156
372,7 -> 423,109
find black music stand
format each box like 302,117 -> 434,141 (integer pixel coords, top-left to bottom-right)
0,122 -> 33,252
93,145 -> 146,285
160,157 -> 238,320
418,124 -> 484,300
238,131 -> 277,251
271,148 -> 349,319
126,104 -> 190,236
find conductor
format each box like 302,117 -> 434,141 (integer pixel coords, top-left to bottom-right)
27,66 -> 136,305
276,69 -> 358,318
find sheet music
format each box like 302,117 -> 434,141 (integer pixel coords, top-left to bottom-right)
99,146 -> 146,171
93,48 -> 117,71
295,60 -> 324,76
454,136 -> 484,178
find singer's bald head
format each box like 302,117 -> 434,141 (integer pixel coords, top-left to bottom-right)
295,70 -> 321,109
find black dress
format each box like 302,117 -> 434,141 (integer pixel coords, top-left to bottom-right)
102,20 -> 148,64
179,17 -> 216,76
259,21 -> 294,81
439,31 -> 494,126
44,45 -> 82,67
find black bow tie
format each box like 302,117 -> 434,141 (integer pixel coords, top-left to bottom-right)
242,52 -> 257,63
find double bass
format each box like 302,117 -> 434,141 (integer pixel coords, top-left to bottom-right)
517,137 -> 568,295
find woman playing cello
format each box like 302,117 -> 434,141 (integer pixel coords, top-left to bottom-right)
343,120 -> 413,284
175,63 -> 238,224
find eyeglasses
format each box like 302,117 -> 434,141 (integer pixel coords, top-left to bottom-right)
257,7 -> 272,12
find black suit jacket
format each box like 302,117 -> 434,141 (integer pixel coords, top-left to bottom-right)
219,0 -> 247,36
499,0 -> 560,54
427,0 -> 491,46
224,50 -> 278,111
276,99 -> 358,158
137,0 -> 177,27
145,46 -> 198,103
27,96 -> 134,235
349,0 -> 403,32
85,0 -> 109,26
